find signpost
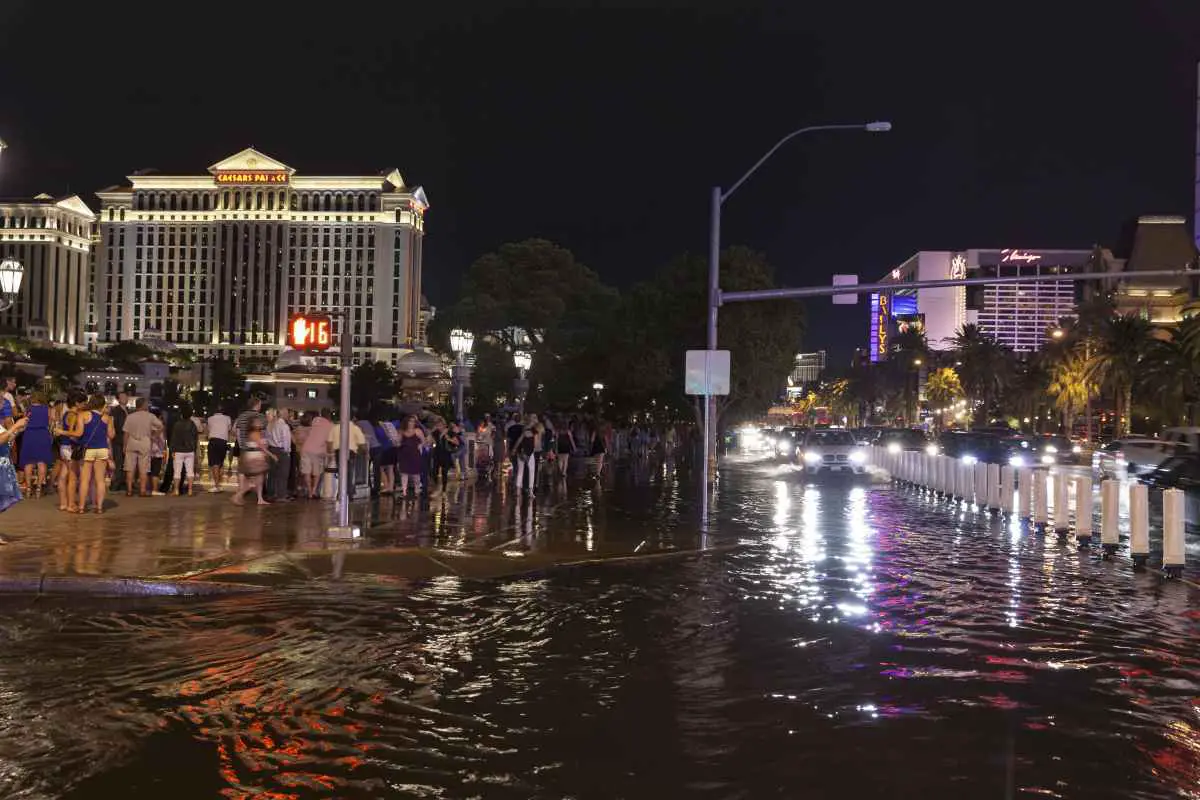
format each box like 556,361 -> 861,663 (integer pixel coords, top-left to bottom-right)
290,310 -> 358,539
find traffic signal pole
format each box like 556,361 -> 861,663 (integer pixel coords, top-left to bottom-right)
336,322 -> 352,532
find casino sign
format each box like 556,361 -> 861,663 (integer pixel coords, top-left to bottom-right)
213,170 -> 289,185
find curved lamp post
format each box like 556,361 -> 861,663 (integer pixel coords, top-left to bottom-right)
0,257 -> 24,313
513,349 -> 531,415
701,120 -> 892,526
449,328 -> 474,422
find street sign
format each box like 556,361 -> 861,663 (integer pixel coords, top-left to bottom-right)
685,349 -> 730,396
832,274 -> 858,304
288,313 -> 332,351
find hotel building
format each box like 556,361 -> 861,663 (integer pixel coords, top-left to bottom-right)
0,194 -> 96,347
93,148 -> 427,366
873,248 -> 1092,355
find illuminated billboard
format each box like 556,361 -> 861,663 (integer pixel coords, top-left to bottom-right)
213,171 -> 289,185
869,292 -> 891,362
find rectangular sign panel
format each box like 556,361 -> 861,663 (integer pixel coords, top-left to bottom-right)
214,170 -> 289,185
831,273 -> 858,304
869,292 -> 890,363
685,349 -> 730,396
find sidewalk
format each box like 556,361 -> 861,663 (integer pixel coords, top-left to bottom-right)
0,467 -> 710,582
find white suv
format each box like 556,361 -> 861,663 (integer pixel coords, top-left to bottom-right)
800,429 -> 867,475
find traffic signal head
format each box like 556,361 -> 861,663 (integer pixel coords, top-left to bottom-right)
288,313 -> 332,351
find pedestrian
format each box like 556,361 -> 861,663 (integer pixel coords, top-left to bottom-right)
232,421 -> 273,507
395,415 -> 424,497
590,423 -> 608,476
205,405 -> 232,492
450,420 -> 469,480
148,411 -> 167,495
169,403 -> 199,496
327,411 -> 366,498
72,394 -> 114,514
555,417 -> 576,479
266,407 -> 293,501
232,397 -> 266,503
475,414 -> 495,481
109,390 -> 129,491
122,397 -> 161,497
513,416 -> 538,496
0,413 -> 29,529
431,419 -> 459,494
375,412 -> 400,495
53,392 -> 84,513
355,413 -> 382,495
300,408 -> 332,499
18,390 -> 53,498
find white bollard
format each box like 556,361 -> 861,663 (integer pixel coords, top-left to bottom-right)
1033,470 -> 1050,531
1053,472 -> 1071,537
974,462 -> 988,509
1100,479 -> 1120,558
1129,483 -> 1150,568
937,456 -> 949,497
1073,475 -> 1093,546
987,463 -> 1002,512
1163,488 -> 1186,578
1000,465 -> 1016,515
957,462 -> 971,502
1016,468 -> 1033,523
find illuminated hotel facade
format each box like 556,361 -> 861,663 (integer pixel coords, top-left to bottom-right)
93,148 -> 427,366
0,194 -> 96,347
874,248 -> 1092,355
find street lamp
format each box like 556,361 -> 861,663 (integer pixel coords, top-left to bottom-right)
449,328 -> 474,422
513,349 -> 531,415
702,120 -> 891,525
0,257 -> 24,313
592,382 -> 604,391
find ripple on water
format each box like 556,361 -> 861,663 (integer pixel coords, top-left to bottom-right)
0,466 -> 1197,798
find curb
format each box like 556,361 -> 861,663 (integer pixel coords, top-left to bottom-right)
0,576 -> 269,597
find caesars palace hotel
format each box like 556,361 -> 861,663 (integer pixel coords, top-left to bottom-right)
93,148 -> 427,366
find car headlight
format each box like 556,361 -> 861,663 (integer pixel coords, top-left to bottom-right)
925,444 -> 938,456
850,450 -> 867,464
803,451 -> 821,464
1041,454 -> 1055,465
1008,454 -> 1026,467
961,454 -> 978,465
1072,444 -> 1082,454
887,442 -> 902,454
1045,445 -> 1058,454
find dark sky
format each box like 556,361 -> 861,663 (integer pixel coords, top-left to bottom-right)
2,1 -> 1198,364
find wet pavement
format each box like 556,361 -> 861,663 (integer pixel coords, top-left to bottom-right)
0,455 -> 1197,798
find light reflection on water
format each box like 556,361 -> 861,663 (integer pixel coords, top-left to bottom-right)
0,458 -> 1197,799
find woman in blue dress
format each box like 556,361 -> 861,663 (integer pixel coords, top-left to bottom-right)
0,414 -> 29,517
19,391 -> 53,497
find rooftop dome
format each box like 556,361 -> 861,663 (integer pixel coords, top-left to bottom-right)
275,347 -> 315,370
396,348 -> 444,377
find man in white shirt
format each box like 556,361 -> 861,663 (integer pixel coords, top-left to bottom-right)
206,408 -> 233,492
327,414 -> 367,497
266,407 -> 293,502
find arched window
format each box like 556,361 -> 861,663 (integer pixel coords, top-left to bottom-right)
222,191 -> 230,210
266,192 -> 274,210
203,194 -> 211,211
369,193 -> 379,211
180,194 -> 189,211
357,194 -> 365,212
301,195 -> 309,211
256,191 -> 264,210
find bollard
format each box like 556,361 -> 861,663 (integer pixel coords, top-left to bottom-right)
1053,472 -> 1071,538
1001,465 -> 1016,515
1016,468 -> 1033,524
1073,475 -> 1093,547
956,462 -> 970,503
1100,479 -> 1120,558
937,456 -> 949,498
974,461 -> 988,510
1162,488 -> 1186,578
987,462 -> 1002,512
1033,470 -> 1049,532
1129,483 -> 1150,568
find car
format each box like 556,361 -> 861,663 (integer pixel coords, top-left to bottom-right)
1093,437 -> 1160,479
799,428 -> 867,475
1023,434 -> 1082,465
774,426 -> 807,459
877,428 -> 931,455
1140,452 -> 1200,491
1120,427 -> 1200,476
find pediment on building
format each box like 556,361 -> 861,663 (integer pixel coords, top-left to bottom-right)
54,195 -> 96,219
207,148 -> 295,175
382,168 -> 406,190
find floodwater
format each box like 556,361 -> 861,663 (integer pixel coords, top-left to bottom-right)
1,458 -> 1198,798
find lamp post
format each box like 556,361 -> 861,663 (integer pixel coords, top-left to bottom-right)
702,120 -> 891,526
0,257 -> 25,313
449,328 -> 474,422
513,349 -> 531,415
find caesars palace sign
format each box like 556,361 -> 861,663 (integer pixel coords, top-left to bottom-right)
213,170 -> 289,185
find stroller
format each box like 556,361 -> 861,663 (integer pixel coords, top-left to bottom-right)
475,445 -> 496,483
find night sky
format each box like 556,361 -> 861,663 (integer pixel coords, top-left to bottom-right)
2,1 -> 1198,364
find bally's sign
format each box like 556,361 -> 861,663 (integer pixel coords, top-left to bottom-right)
214,170 -> 289,185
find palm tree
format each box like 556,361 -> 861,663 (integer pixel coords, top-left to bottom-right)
925,367 -> 964,432
1046,351 -> 1094,435
1087,314 -> 1155,437
951,324 -> 1015,422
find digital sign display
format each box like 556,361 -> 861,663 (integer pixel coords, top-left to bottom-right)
891,295 -> 918,317
289,313 -> 332,351
214,171 -> 289,185
869,292 -> 890,363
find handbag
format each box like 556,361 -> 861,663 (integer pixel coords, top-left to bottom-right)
71,414 -> 102,461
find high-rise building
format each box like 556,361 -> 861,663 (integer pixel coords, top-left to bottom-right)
876,248 -> 1091,354
0,193 -> 97,347
786,351 -> 825,398
93,148 -> 428,367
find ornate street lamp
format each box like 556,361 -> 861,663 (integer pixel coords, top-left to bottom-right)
0,257 -> 24,313
513,349 -> 532,414
449,328 -> 474,422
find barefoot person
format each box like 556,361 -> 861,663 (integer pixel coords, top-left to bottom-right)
0,413 -> 29,543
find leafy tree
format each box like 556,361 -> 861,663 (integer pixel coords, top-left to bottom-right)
925,367 -> 963,432
951,324 -> 1015,422
1086,314 -> 1155,437
103,340 -> 156,368
610,246 -> 804,427
1046,351 -> 1095,434
330,360 -> 397,414
207,356 -> 244,412
27,346 -> 91,383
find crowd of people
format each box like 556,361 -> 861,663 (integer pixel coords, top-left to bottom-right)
0,372 -> 699,521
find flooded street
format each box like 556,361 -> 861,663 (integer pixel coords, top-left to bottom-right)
1,457 -> 1197,798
